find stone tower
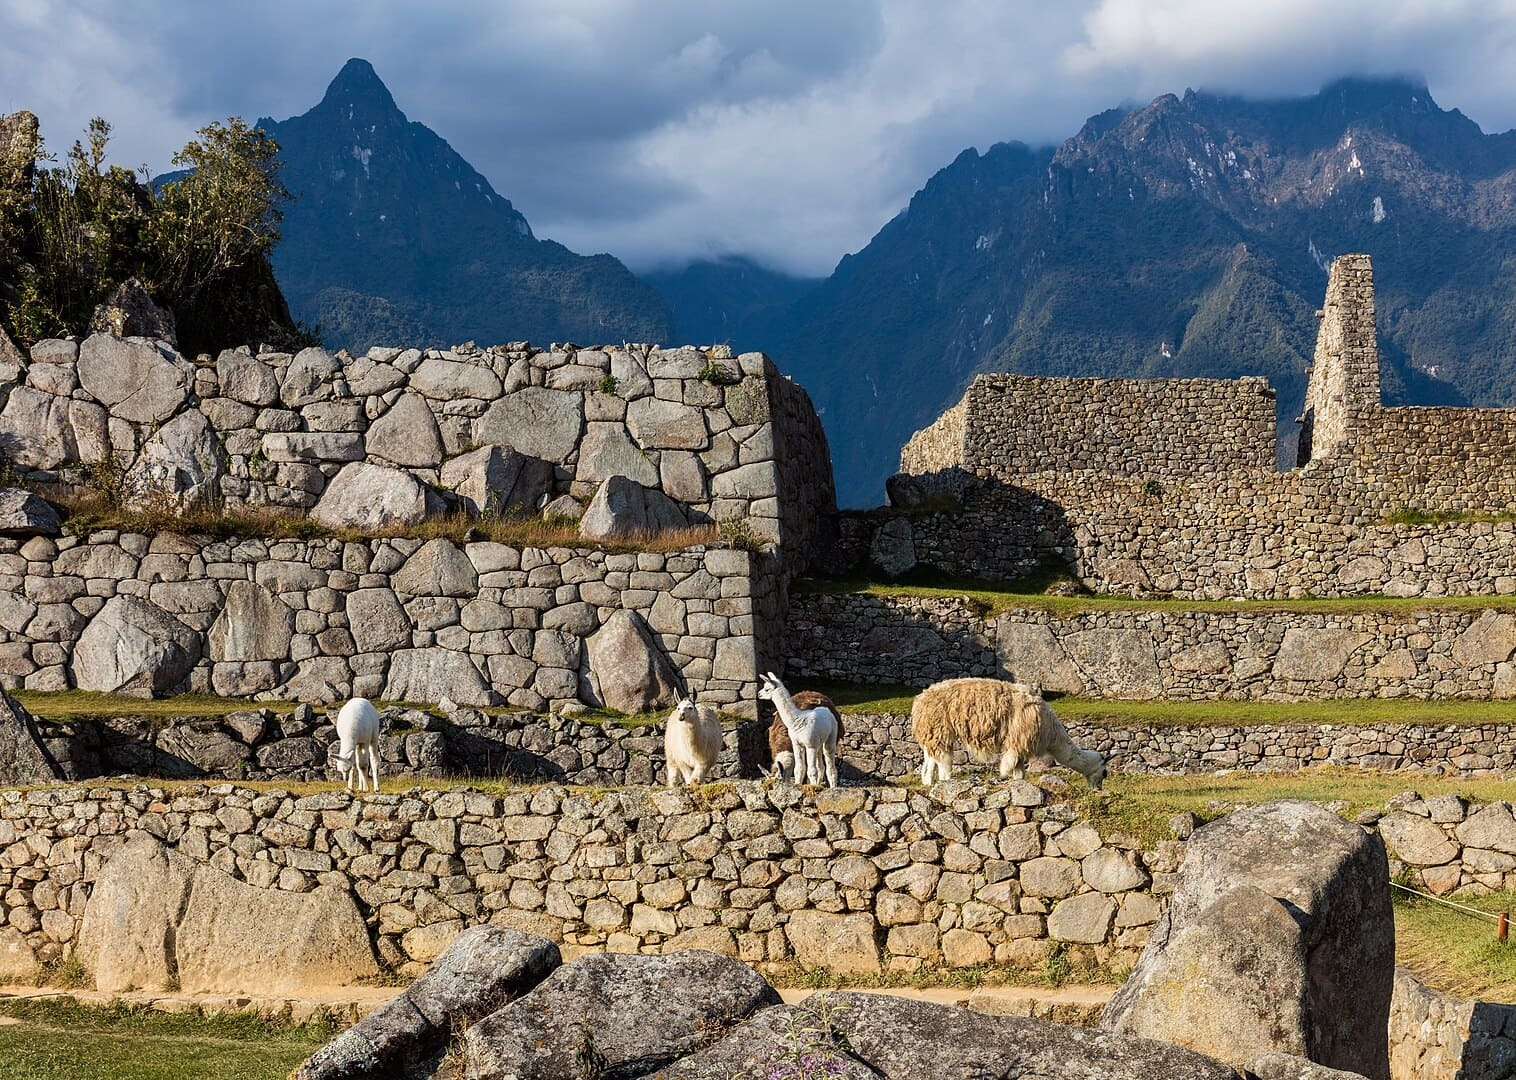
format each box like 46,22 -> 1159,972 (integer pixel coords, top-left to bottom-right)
1297,253 -> 1380,464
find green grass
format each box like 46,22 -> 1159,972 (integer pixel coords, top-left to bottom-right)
0,998 -> 336,1080
15,691 -> 298,724
792,679 -> 1516,729
793,574 -> 1516,619
1080,768 -> 1516,847
1393,888 -> 1516,1000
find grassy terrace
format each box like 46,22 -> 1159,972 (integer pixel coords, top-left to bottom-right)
0,998 -> 337,1080
794,572 -> 1516,618
18,685 -> 1516,733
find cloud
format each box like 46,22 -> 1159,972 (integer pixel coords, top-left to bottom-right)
4,1 -> 1516,276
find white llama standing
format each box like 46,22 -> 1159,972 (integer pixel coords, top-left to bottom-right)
757,672 -> 839,788
333,697 -> 382,793
664,697 -> 723,787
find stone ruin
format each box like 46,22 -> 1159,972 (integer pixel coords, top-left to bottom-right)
0,334 -> 835,713
879,253 -> 1516,599
0,334 -> 833,557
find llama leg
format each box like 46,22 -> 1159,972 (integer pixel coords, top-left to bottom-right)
824,743 -> 838,789
999,749 -> 1022,780
934,751 -> 953,782
792,747 -> 807,784
368,744 -> 381,792
920,751 -> 934,785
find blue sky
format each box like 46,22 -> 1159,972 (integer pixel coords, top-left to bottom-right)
3,0 -> 1515,276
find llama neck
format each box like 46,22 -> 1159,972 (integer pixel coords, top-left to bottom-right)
769,686 -> 802,732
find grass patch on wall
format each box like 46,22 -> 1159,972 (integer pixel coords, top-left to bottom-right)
51,495 -> 731,554
0,997 -> 336,1080
792,680 -> 1516,729
1393,888 -> 1516,1000
793,573 -> 1516,618
14,691 -> 297,724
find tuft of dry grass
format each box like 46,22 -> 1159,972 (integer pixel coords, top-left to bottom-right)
49,492 -> 733,554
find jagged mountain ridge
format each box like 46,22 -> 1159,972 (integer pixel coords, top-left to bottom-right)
768,77 -> 1516,505
260,59 -> 672,352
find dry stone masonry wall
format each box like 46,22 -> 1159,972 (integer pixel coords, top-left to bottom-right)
5,782 -> 1516,994
0,780 -> 1176,984
883,254 -> 1516,598
786,591 -> 1516,702
0,336 -> 834,555
0,531 -> 775,712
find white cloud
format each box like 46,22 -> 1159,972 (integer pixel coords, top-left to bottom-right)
4,1 -> 1516,276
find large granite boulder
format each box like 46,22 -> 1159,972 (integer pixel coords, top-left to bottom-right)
393,538 -> 477,597
293,926 -> 561,1080
584,609 -> 682,714
0,686 -> 62,785
383,649 -> 494,707
366,392 -> 443,468
71,595 -> 201,697
0,487 -> 60,537
216,347 -> 280,406
311,461 -> 430,530
474,387 -> 583,461
76,334 -> 191,423
123,408 -> 223,509
208,579 -> 295,663
440,444 -> 553,518
89,278 -> 177,344
664,990 -> 1240,1080
579,474 -> 688,542
1103,801 -> 1393,1079
457,950 -> 780,1080
0,385 -> 78,469
77,831 -> 378,994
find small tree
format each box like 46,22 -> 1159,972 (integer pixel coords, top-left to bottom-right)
146,117 -> 288,311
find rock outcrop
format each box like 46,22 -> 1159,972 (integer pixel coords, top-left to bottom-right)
664,990 -> 1241,1080
0,686 -> 61,785
76,830 -> 378,994
455,950 -> 781,1079
293,926 -> 561,1080
1103,800 -> 1393,1079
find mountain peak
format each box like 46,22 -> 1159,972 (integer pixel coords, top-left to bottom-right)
318,58 -> 400,117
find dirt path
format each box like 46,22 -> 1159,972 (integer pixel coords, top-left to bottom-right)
1,980 -> 1117,1026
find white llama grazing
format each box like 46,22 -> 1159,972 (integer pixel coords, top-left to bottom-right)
664,697 -> 723,787
768,690 -> 843,779
910,678 -> 1106,790
758,672 -> 839,788
333,697 -> 382,793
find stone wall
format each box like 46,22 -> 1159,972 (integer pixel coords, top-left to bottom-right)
881,254 -> 1516,597
786,591 -> 1516,701
0,336 -> 834,556
33,703 -> 1516,789
0,531 -> 775,713
5,782 -> 1516,992
0,781 -> 1176,982
1389,969 -> 1516,1080
1368,791 -> 1516,896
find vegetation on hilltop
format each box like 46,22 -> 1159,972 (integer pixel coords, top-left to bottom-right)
0,114 -> 312,356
